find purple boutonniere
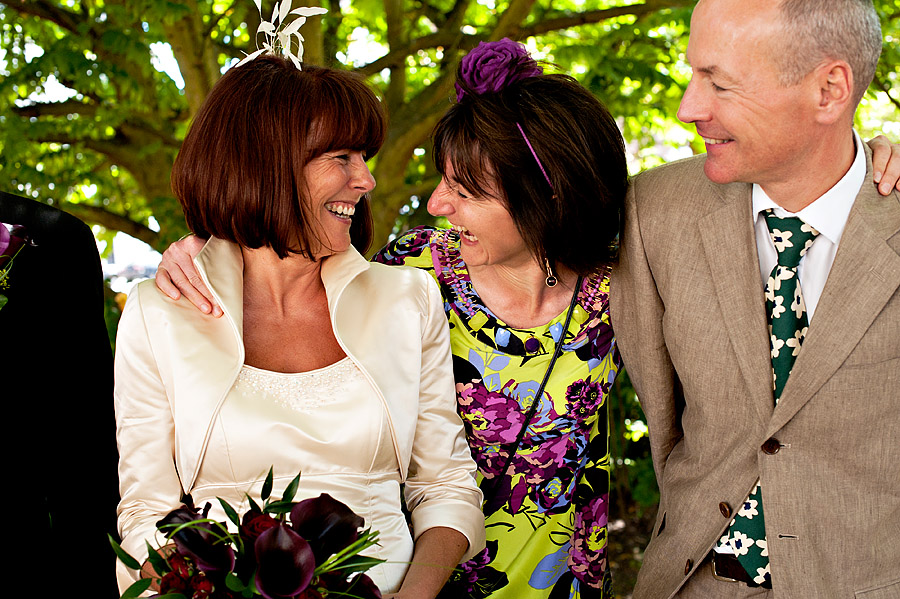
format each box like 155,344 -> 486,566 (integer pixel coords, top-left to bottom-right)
0,224 -> 9,256
0,223 -> 31,311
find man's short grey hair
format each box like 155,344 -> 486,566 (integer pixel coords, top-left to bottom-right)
777,0 -> 882,105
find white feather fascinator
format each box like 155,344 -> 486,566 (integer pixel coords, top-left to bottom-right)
236,0 -> 328,69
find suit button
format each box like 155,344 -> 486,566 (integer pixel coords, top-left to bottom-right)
684,559 -> 693,575
719,502 -> 732,518
762,438 -> 781,454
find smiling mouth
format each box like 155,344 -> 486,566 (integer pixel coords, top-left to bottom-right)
702,136 -> 733,145
326,203 -> 356,219
450,224 -> 478,242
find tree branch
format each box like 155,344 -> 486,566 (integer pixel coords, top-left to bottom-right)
444,0 -> 473,35
355,0 -> 692,77
118,122 -> 182,151
491,0 -> 537,41
164,0 -> 221,119
519,0 -> 695,38
3,0 -> 84,34
59,202 -> 159,247
301,10 -> 328,66
354,32 -> 451,76
320,0 -> 342,67
24,0 -> 164,116
383,0 -> 406,112
413,2 -> 446,29
12,100 -> 98,119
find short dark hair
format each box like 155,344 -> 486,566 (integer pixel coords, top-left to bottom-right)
433,68 -> 627,275
172,56 -> 385,258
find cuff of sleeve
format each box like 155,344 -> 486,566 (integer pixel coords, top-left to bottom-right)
116,525 -> 168,592
410,500 -> 486,562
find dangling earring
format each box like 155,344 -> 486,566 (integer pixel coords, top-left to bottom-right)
544,258 -> 558,288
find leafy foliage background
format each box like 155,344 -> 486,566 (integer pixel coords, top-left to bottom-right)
1,2 -> 896,593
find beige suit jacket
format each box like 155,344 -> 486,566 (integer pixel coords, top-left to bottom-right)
611,146 -> 900,599
114,238 -> 485,587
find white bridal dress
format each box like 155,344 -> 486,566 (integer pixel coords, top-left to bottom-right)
191,357 -> 414,593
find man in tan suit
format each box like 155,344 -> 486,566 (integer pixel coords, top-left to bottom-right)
612,0 -> 898,597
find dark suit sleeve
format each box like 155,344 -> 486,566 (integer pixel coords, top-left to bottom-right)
0,193 -> 118,597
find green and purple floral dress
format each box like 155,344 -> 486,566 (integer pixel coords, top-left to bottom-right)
374,227 -> 621,598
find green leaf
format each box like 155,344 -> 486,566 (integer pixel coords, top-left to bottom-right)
145,542 -> 170,576
109,533 -> 141,570
281,471 -> 302,503
0,294 -> 8,311
219,496 -> 241,527
154,594 -> 189,599
315,529 -> 382,576
327,554 -> 386,574
243,571 -> 258,598
120,578 -> 152,599
260,466 -> 274,501
263,500 -> 295,514
247,495 -> 262,513
225,572 -> 250,592
162,518 -> 235,545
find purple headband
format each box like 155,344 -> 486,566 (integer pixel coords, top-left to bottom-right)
456,39 -> 553,193
515,123 -> 554,193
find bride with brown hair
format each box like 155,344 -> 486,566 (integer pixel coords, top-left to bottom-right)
114,53 -> 484,598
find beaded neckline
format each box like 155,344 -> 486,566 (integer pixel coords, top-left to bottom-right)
235,358 -> 357,413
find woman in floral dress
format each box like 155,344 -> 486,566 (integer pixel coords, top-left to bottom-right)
373,227 -> 620,598
155,40 -> 628,598
367,41 -> 628,598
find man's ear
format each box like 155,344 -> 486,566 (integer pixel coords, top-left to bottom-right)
812,60 -> 854,125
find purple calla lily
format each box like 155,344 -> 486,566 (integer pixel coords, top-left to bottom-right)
0,225 -> 9,256
290,493 -> 364,564
157,503 -> 235,574
120,471 -> 386,599
254,523 -> 316,599
346,573 -> 382,599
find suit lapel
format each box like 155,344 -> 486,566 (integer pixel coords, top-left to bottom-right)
769,158 -> 900,435
698,183 -> 775,423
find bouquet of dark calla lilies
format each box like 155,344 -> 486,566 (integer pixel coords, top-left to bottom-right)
111,468 -> 384,599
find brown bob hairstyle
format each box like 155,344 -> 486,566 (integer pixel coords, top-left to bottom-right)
172,55 -> 386,258
434,59 -> 627,276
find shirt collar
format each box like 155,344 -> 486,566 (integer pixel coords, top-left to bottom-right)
752,130 -> 866,245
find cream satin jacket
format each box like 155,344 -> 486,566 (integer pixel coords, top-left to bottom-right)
114,238 -> 485,585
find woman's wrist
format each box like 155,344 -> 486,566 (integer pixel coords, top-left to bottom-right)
393,526 -> 467,598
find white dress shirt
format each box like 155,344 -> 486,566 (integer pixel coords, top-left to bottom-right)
753,131 -> 866,322
714,132 -> 866,557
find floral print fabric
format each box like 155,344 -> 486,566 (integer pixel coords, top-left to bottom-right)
374,227 -> 621,598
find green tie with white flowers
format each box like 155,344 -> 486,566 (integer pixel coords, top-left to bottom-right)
718,210 -> 819,586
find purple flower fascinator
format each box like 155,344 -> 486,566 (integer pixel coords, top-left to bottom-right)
455,38 -> 542,102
